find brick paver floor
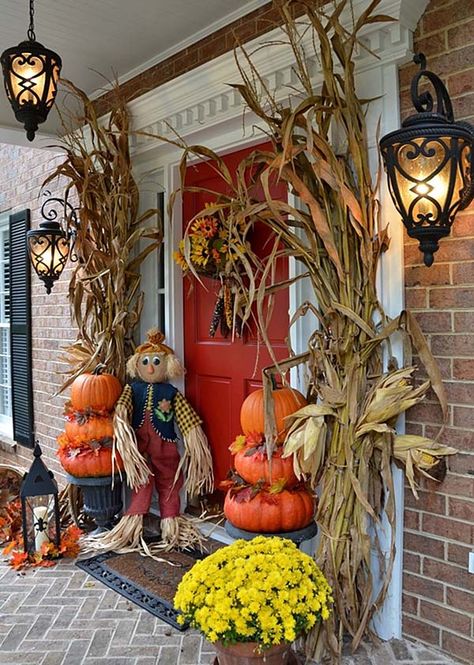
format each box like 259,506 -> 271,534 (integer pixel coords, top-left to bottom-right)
0,557 -> 464,665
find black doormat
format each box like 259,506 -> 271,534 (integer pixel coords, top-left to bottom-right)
76,548 -> 203,630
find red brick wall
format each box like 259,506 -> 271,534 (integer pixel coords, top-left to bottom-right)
400,0 -> 474,661
0,142 -> 74,483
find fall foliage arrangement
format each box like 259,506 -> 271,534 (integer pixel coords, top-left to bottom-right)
174,205 -> 248,337
170,0 -> 456,660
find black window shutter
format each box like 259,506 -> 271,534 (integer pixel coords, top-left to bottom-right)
9,209 -> 34,447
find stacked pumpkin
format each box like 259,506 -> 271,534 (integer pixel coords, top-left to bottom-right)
57,367 -> 124,478
223,386 -> 316,533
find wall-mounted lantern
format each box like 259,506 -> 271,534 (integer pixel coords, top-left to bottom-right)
380,53 -> 473,266
26,192 -> 77,294
1,0 -> 62,141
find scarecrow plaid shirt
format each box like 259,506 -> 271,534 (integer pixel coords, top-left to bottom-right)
116,384 -> 202,437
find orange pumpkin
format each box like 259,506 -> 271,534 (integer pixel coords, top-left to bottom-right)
224,487 -> 314,532
234,447 -> 298,488
70,366 -> 122,412
240,386 -> 307,443
58,445 -> 123,478
65,415 -> 114,442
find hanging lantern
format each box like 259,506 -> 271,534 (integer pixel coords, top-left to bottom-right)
1,0 -> 62,141
380,53 -> 474,267
27,192 -> 77,294
20,442 -> 61,555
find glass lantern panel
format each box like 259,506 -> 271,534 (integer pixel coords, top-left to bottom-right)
45,61 -> 61,107
23,495 -> 58,554
28,234 -> 69,278
9,52 -> 47,106
394,136 -> 467,227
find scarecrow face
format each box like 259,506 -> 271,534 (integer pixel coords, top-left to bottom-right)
135,352 -> 169,383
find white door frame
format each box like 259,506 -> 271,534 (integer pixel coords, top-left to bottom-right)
131,0 -> 429,639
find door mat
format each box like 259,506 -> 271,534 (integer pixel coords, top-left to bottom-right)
76,548 -> 203,630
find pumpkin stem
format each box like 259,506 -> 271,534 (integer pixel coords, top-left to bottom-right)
270,374 -> 278,391
93,363 -> 107,376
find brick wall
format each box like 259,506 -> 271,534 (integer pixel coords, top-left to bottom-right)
0,142 -> 74,483
400,0 -> 474,661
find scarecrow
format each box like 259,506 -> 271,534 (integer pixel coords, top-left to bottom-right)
89,329 -> 214,552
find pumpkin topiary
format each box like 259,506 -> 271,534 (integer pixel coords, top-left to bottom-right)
224,486 -> 314,533
70,365 -> 122,412
240,386 -> 306,444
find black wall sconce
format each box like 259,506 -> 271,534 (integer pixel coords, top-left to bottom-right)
27,192 -> 77,294
1,0 -> 62,141
380,53 -> 474,267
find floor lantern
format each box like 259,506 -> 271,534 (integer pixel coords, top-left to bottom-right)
20,442 -> 61,555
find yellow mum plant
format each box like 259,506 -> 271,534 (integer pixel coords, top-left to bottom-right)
174,536 -> 332,648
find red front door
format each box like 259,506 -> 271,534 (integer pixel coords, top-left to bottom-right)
182,145 -> 289,488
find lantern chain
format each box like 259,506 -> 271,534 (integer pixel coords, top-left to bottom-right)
27,0 -> 36,41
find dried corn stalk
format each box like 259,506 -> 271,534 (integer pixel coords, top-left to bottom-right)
166,1 -> 455,661
44,80 -> 163,386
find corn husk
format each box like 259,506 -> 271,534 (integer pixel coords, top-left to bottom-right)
45,80 -> 163,387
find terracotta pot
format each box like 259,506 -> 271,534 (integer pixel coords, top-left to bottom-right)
214,641 -> 291,665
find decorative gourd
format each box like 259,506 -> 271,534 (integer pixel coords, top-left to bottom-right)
240,386 -> 307,443
70,365 -> 122,412
234,446 -> 298,488
224,486 -> 315,533
58,445 -> 123,478
65,415 -> 114,443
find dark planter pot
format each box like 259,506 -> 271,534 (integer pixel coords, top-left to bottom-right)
67,473 -> 122,534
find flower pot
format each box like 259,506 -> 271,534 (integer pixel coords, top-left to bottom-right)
214,641 -> 291,665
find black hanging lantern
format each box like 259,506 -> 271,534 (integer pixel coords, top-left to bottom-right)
27,192 -> 77,294
380,54 -> 474,267
20,442 -> 61,556
1,0 -> 62,141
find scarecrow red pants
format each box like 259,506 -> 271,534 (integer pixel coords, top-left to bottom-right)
125,417 -> 183,519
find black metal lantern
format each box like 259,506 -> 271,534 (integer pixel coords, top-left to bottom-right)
1,0 -> 62,141
380,54 -> 474,267
20,442 -> 60,555
27,192 -> 77,294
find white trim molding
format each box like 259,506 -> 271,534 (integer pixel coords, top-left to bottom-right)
131,0 -> 429,642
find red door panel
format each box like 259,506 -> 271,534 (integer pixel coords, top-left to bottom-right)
182,144 -> 289,487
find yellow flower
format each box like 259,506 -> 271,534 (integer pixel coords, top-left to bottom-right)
173,536 -> 332,647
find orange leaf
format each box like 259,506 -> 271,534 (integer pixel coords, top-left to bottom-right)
2,539 -> 18,555
10,551 -> 29,570
245,432 -> 264,447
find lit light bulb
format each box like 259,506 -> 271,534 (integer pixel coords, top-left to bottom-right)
414,183 -> 430,196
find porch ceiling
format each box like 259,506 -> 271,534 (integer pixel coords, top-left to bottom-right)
0,0 -> 268,146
